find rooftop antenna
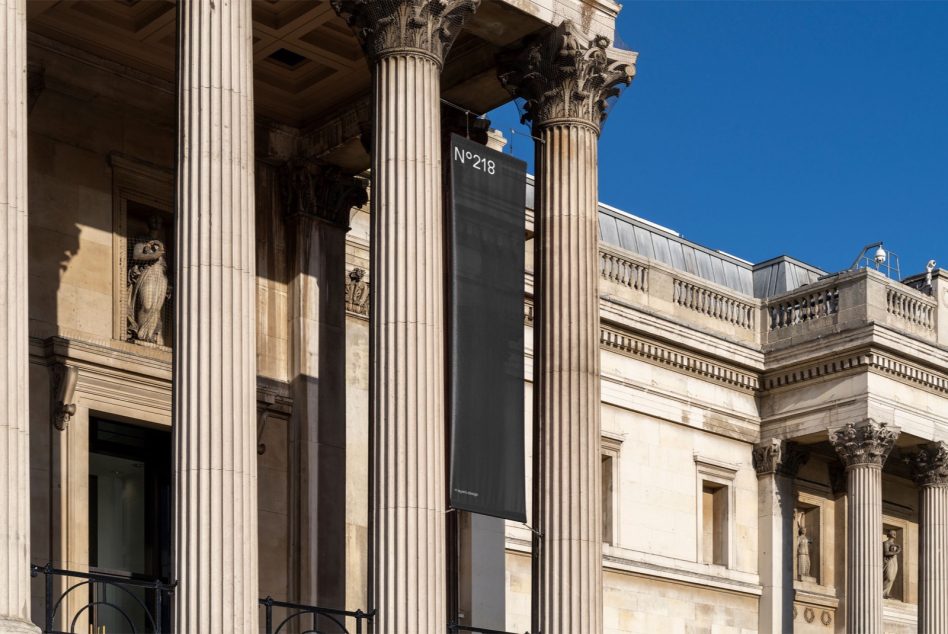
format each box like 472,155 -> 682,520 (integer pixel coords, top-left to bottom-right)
849,241 -> 902,281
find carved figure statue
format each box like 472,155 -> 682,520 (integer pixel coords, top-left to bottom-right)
345,268 -> 369,316
797,525 -> 812,579
926,259 -> 937,288
882,529 -> 902,599
127,239 -> 169,345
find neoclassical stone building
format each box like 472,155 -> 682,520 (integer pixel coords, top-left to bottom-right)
0,1 -> 946,634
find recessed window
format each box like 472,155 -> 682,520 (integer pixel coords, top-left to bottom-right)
602,454 -> 615,545
701,481 -> 729,565
694,455 -> 737,568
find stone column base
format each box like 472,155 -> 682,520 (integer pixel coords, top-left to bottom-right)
0,616 -> 41,634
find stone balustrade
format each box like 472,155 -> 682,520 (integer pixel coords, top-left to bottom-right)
600,245 -> 648,291
673,278 -> 756,330
592,247 -> 948,350
768,286 -> 840,330
886,285 -> 935,331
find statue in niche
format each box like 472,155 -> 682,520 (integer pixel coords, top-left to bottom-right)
795,512 -> 814,580
127,235 -> 169,346
883,529 -> 902,599
345,268 -> 369,316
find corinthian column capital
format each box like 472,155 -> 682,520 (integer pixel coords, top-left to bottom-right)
498,20 -> 636,133
752,439 -> 808,478
284,162 -> 368,229
906,442 -> 948,487
331,0 -> 479,65
829,419 -> 900,469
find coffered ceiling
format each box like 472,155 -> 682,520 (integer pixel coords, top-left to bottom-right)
27,0 -> 546,147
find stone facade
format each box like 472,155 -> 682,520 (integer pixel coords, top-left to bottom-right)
3,2 -> 946,634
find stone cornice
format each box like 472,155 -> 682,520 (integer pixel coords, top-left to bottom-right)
526,300 -> 762,393
332,0 -> 479,66
763,348 -> 948,396
498,20 -> 636,132
599,324 -> 760,392
829,419 -> 900,469
752,439 -> 808,477
283,162 -> 368,229
905,442 -> 948,487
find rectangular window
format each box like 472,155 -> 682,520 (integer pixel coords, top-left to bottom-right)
602,454 -> 615,545
694,455 -> 737,568
701,481 -> 729,565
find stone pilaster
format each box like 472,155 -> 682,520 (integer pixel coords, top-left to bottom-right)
174,1 -> 258,631
829,420 -> 900,634
284,163 -> 367,611
0,1 -> 38,632
331,2 -> 478,632
499,21 -> 635,634
753,440 -> 808,633
907,442 -> 948,633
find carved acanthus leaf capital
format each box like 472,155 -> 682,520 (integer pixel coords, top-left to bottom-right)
498,20 -> 636,132
331,0 -> 479,65
753,439 -> 808,477
829,419 -> 900,469
283,162 -> 368,229
905,442 -> 948,487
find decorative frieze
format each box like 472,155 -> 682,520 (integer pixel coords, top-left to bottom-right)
906,442 -> 948,487
829,419 -> 900,469
752,439 -> 808,477
498,20 -> 636,131
331,0 -> 479,65
284,162 -> 368,229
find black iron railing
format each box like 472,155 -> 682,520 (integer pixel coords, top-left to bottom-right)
259,596 -> 375,634
31,564 -> 174,634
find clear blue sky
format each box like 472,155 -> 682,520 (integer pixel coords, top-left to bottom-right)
488,1 -> 948,275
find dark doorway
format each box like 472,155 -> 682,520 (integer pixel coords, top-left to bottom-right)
89,417 -> 172,633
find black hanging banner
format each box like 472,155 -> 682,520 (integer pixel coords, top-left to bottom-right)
448,134 -> 527,522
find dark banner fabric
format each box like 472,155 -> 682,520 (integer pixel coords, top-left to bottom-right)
448,134 -> 527,522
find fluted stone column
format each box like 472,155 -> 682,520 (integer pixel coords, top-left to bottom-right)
0,1 -> 38,632
753,440 -> 808,633
174,1 -> 258,631
829,420 -> 900,634
331,2 -> 478,631
284,163 -> 366,611
907,442 -> 948,633
499,22 -> 636,634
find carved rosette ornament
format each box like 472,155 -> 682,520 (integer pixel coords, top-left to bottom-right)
829,419 -> 900,469
331,0 -> 479,65
283,162 -> 368,229
499,20 -> 637,133
752,439 -> 809,477
906,442 -> 948,487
